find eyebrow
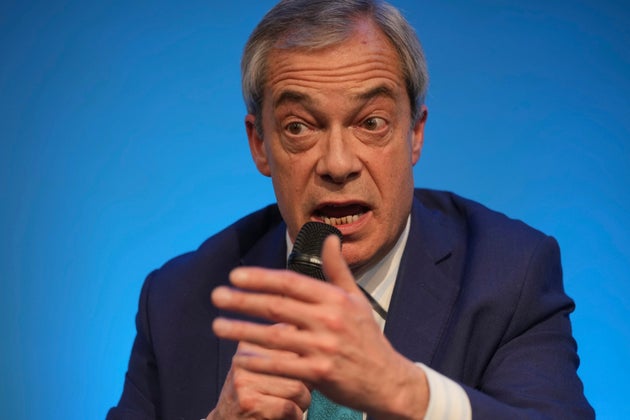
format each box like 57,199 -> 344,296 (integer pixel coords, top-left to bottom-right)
273,90 -> 312,108
353,85 -> 397,103
273,85 -> 397,109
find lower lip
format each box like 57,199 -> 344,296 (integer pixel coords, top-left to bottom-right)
313,211 -> 371,237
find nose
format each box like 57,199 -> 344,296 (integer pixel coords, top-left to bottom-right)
315,126 -> 362,184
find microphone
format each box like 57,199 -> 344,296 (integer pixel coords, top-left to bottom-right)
287,222 -> 342,279
287,221 -> 387,320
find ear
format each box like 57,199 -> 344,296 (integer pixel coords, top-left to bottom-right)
245,114 -> 271,177
410,105 -> 428,165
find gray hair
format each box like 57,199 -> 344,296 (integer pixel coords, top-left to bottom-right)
241,0 -> 428,133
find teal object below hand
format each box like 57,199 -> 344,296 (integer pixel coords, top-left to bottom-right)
307,390 -> 362,420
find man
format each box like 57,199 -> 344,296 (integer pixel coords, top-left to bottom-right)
108,1 -> 593,419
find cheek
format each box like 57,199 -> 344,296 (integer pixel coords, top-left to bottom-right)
270,158 -> 308,204
375,147 -> 415,212
373,145 -> 413,184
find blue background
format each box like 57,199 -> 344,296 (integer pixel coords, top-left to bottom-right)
1,0 -> 628,418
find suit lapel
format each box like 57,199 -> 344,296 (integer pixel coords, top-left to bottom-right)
217,221 -> 287,389
384,196 -> 463,366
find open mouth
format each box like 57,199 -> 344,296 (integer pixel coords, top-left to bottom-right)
314,204 -> 368,226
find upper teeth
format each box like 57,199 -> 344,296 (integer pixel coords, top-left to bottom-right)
323,214 -> 361,226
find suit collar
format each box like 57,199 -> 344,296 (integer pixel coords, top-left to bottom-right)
218,219 -> 287,387
384,195 -> 463,365
240,220 -> 287,270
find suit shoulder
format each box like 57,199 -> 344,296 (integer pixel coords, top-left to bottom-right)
145,204 -> 283,296
414,188 -> 550,249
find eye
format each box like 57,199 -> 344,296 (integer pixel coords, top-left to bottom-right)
285,121 -> 308,136
361,116 -> 387,131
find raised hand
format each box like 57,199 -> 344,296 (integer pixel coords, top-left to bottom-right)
211,235 -> 428,419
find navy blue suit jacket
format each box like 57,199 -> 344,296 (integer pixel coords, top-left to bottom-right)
108,189 -> 593,419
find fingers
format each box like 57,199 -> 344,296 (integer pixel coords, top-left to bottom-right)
212,261 -> 359,329
212,286 -> 314,329
321,235 -> 359,294
232,369 -> 311,411
232,345 -> 336,385
212,283 -> 350,331
211,235 -> 370,353
225,234 -> 359,301
237,334 -> 301,359
229,267 -> 325,302
214,320 -> 323,358
212,342 -> 312,419
210,238 -> 381,412
218,369 -> 309,419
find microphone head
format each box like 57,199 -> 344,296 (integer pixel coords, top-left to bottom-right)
287,222 -> 342,280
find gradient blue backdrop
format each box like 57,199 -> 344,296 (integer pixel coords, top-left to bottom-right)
2,0 -> 628,418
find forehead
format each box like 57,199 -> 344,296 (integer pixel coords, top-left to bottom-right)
263,20 -> 406,102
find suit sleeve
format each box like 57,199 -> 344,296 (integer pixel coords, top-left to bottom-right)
463,236 -> 594,419
107,272 -> 160,419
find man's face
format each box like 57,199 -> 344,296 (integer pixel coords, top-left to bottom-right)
246,19 -> 427,273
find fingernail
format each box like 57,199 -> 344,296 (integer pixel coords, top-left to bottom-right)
230,268 -> 248,284
211,287 -> 232,305
212,318 -> 231,334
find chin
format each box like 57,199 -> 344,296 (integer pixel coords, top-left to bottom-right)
341,248 -> 371,275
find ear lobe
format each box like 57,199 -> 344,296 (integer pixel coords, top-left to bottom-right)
411,105 -> 428,165
245,114 -> 271,176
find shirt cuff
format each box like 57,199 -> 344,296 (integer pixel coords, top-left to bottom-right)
416,363 -> 472,420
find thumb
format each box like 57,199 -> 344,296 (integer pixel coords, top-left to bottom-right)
321,234 -> 360,295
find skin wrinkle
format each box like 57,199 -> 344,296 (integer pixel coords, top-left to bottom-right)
274,85 -> 398,113
275,86 -> 400,131
247,19 -> 425,274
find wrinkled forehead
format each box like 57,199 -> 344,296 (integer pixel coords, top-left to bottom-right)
264,18 -> 403,87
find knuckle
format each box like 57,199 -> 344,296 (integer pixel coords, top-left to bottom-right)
278,399 -> 298,419
260,325 -> 286,350
329,288 -> 350,305
231,368 -> 248,389
319,311 -> 345,332
317,335 -> 341,355
267,298 -> 287,321
311,358 -> 334,381
237,393 -> 258,413
279,274 -> 295,293
286,380 -> 305,399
